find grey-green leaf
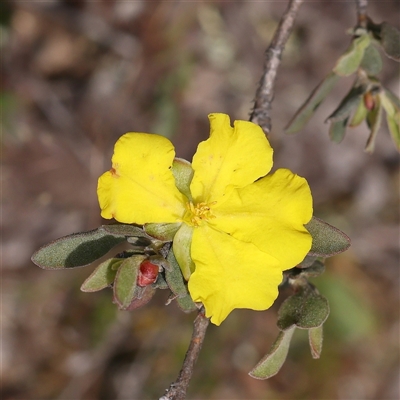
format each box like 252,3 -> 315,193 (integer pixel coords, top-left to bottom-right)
176,294 -> 197,313
299,260 -> 326,278
165,250 -> 190,298
285,72 -> 339,134
126,286 -> 156,310
306,217 -> 351,257
379,22 -> 400,61
333,34 -> 371,76
349,97 -> 368,127
308,325 -> 324,359
248,327 -> 295,380
113,255 -> 144,310
365,97 -> 383,153
328,117 -> 348,143
277,290 -> 330,330
102,224 -> 147,238
172,158 -> 194,200
31,227 -> 127,269
360,44 -> 383,75
326,84 -> 366,123
386,110 -> 400,151
81,258 -> 121,292
144,222 -> 181,242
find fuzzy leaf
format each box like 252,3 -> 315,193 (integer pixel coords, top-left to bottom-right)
365,97 -> 383,153
326,84 -> 366,123
144,222 -> 181,241
329,117 -> 348,143
285,72 -> 339,134
306,217 -> 351,257
379,22 -> 400,61
383,88 -> 400,110
176,294 -> 197,313
172,157 -> 194,200
277,290 -> 330,330
249,327 -> 295,379
349,97 -> 368,127
31,227 -> 127,269
308,325 -> 324,359
386,110 -> 400,151
113,255 -> 144,310
333,34 -> 371,76
299,260 -> 325,278
81,258 -> 121,292
360,44 -> 383,75
102,224 -> 147,237
165,250 -> 190,298
380,91 -> 400,150
126,286 -> 156,310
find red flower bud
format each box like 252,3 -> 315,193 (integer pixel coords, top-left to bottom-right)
137,260 -> 159,287
363,92 -> 375,111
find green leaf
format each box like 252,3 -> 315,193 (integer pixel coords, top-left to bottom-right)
383,88 -> 400,110
299,260 -> 325,278
277,289 -> 330,330
308,325 -> 324,359
380,90 -> 400,150
165,250 -> 190,298
379,22 -> 400,61
285,72 -> 339,134
113,255 -> 144,310
365,96 -> 383,153
386,110 -> 400,151
102,224 -> 147,237
176,294 -> 197,313
249,327 -> 295,380
333,34 -> 371,76
306,217 -> 351,257
81,258 -> 121,292
126,286 -> 156,310
172,157 -> 194,200
172,224 -> 195,280
328,117 -> 349,143
326,84 -> 367,123
360,44 -> 383,75
31,227 -> 127,269
144,222 -> 181,241
349,97 -> 368,127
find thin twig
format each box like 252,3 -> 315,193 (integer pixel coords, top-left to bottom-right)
160,310 -> 210,400
250,0 -> 304,134
355,0 -> 369,28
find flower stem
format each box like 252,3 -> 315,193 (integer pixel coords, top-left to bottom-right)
250,0 -> 304,134
159,309 -> 210,400
355,0 -> 369,28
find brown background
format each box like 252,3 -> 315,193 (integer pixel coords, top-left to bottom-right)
2,1 -> 399,399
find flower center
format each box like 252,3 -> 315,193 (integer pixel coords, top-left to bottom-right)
185,201 -> 216,227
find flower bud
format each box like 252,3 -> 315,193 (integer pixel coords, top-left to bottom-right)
363,92 -> 375,111
137,260 -> 159,287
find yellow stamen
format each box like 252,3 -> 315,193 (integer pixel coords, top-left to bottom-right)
185,201 -> 216,227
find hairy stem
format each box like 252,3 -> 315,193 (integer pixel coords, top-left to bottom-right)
250,0 -> 304,134
159,309 -> 210,400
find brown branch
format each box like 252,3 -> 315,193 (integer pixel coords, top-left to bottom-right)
250,0 -> 304,134
159,309 -> 210,400
355,0 -> 369,28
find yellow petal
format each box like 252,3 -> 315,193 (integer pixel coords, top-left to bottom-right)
98,133 -> 186,224
190,113 -> 273,203
188,224 -> 282,325
211,169 -> 313,270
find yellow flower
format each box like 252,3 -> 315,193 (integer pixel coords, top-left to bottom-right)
98,113 -> 313,325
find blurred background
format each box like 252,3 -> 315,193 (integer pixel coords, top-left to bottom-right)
2,1 -> 399,399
